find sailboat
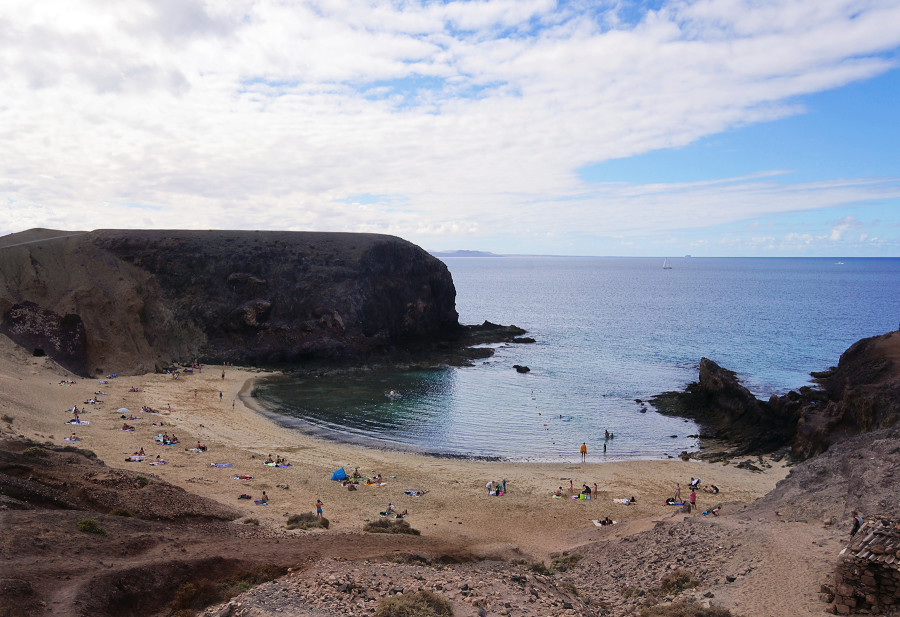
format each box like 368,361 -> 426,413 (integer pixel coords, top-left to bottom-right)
662,258 -> 672,269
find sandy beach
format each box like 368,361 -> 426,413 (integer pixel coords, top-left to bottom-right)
0,335 -> 788,560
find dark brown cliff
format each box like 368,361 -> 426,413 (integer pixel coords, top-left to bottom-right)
651,331 -> 900,459
0,229 -> 460,376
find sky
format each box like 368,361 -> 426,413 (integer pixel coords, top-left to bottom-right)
1,0 -> 899,257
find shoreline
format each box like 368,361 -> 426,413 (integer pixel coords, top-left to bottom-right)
0,340 -> 790,559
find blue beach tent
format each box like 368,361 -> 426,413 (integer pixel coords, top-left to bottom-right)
330,467 -> 347,481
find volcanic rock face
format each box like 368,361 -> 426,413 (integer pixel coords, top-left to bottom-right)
789,331 -> 900,459
653,332 -> 900,459
0,229 -> 460,376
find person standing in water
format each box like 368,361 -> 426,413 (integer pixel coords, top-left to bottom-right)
580,442 -> 587,462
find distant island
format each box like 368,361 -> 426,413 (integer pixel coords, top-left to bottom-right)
429,250 -> 501,257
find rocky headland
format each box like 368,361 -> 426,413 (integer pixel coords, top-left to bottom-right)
0,229 -> 477,377
651,331 -> 900,461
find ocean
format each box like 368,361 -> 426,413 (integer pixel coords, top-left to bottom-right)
254,256 -> 900,462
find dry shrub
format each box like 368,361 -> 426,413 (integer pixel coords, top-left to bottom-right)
76,518 -> 107,536
23,446 -> 47,457
657,570 -> 701,596
286,512 -> 329,530
374,590 -> 453,617
242,518 -> 260,525
364,518 -> 420,535
109,508 -> 133,517
640,600 -> 735,617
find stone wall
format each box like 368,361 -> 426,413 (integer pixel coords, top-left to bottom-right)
828,518 -> 900,614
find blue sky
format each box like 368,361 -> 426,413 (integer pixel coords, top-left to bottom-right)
1,0 -> 899,256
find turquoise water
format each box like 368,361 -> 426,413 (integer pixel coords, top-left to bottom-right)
254,257 -> 900,461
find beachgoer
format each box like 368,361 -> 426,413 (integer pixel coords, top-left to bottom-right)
580,442 -> 587,462
219,391 -> 223,400
675,483 -> 681,501
582,484 -> 592,496
221,370 -> 225,380
316,499 -> 324,518
387,502 -> 394,513
502,478 -> 507,493
850,511 -> 864,537
593,482 -> 598,496
554,487 -> 563,497
260,491 -> 268,504
138,447 -> 145,456
689,489 -> 697,511
486,480 -> 493,495
690,477 -> 701,489
629,495 -> 637,504
569,479 -> 574,493
604,429 -> 609,439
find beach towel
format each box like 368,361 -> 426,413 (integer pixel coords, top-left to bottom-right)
403,490 -> 427,496
149,460 -> 167,465
551,495 -> 562,499
66,420 -> 89,425
253,500 -> 268,506
121,428 -> 135,432
591,519 -> 618,527
613,498 -> 633,504
64,438 -> 79,443
330,467 -> 347,481
186,448 -> 204,453
211,463 -> 233,468
233,474 -> 254,480
665,501 -> 685,506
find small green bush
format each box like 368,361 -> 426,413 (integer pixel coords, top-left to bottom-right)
242,517 -> 260,525
550,552 -> 583,572
363,518 -> 420,535
640,600 -> 735,617
528,561 -> 551,575
76,518 -> 108,536
23,446 -> 48,457
374,590 -> 453,617
2,414 -> 13,424
286,512 -> 329,530
136,475 -> 150,487
109,508 -> 133,517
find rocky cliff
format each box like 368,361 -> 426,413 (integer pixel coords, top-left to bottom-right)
651,331 -> 900,459
0,229 -> 460,376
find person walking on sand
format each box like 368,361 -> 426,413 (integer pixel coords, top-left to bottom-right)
675,483 -> 681,502
580,442 -> 587,462
316,499 -> 324,518
689,489 -> 697,511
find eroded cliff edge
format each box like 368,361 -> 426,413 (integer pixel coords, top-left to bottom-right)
0,229 -> 462,376
651,330 -> 900,459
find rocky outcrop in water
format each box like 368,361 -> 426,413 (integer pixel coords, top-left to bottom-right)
0,229 -> 461,376
651,357 -> 799,454
652,331 -> 900,459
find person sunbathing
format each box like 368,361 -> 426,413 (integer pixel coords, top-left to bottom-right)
122,423 -> 134,430
554,487 -> 563,497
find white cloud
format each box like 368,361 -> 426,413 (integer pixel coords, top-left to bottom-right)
0,0 -> 899,251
